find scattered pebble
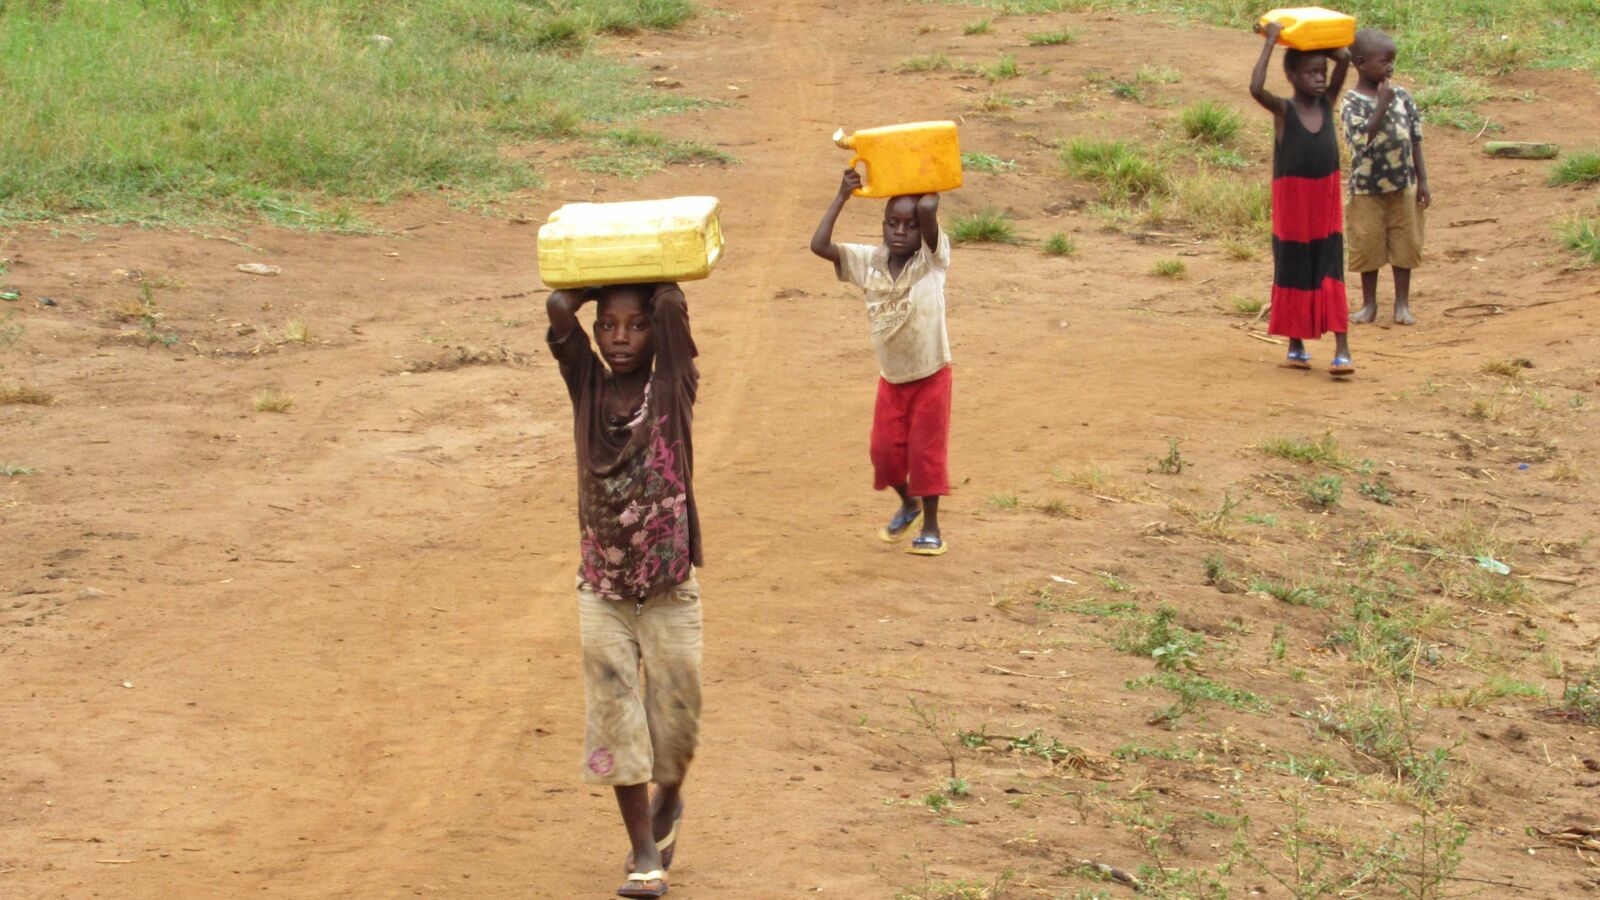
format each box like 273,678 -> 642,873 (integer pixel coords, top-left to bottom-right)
236,263 -> 281,276
77,588 -> 107,601
369,34 -> 393,47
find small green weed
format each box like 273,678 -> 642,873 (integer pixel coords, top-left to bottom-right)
1229,295 -> 1264,315
1151,437 -> 1184,474
1127,672 -> 1272,723
1152,259 -> 1186,278
1026,30 -> 1075,46
1042,233 -> 1077,256
1250,576 -> 1329,608
961,151 -> 1017,174
1,463 -> 35,477
963,17 -> 992,35
986,492 -> 1020,510
1560,217 -> 1600,263
1357,478 -> 1396,505
983,55 -> 1020,81
1299,474 -> 1344,509
899,53 -> 956,73
1558,661 -> 1600,725
1257,432 -> 1356,469
253,389 -> 295,413
950,209 -> 1021,244
1115,605 -> 1205,671
1548,150 -> 1600,186
1059,138 -> 1168,202
1179,100 -> 1242,145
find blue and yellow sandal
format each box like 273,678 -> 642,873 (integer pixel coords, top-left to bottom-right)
879,505 -> 924,543
907,535 -> 948,557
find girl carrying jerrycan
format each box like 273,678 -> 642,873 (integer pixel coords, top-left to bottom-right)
811,120 -> 961,557
1251,9 -> 1357,377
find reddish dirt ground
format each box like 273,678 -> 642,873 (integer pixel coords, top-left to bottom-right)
3,1 -> 1599,897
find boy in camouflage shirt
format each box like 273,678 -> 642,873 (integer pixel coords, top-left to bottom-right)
1340,28 -> 1431,325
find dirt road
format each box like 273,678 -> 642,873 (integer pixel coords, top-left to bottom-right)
4,1 -> 1599,897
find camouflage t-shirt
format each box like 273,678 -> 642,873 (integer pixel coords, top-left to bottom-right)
1339,86 -> 1423,195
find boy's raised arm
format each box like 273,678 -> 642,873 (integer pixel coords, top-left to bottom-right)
1249,22 -> 1287,119
546,288 -> 588,342
1326,46 -> 1351,98
916,192 -> 940,253
810,169 -> 863,264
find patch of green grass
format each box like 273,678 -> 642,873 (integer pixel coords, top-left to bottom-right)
1060,138 -> 1168,203
1357,478 -> 1397,506
1179,100 -> 1243,145
1,463 -> 35,477
1135,64 -> 1182,85
1219,237 -> 1260,260
1169,171 -> 1270,238
1230,296 -> 1264,315
961,152 -> 1018,174
1251,576 -> 1329,608
1112,742 -> 1200,762
1026,30 -> 1076,46
1109,81 -> 1146,102
963,17 -> 992,35
899,53 -> 957,73
1257,432 -> 1358,470
1560,216 -> 1600,263
572,129 -> 734,178
1152,259 -> 1186,278
1549,151 -> 1600,186
1411,71 -> 1496,133
1042,233 -> 1077,256
1438,675 -> 1546,709
950,209 -> 1021,244
986,492 -> 1020,510
983,54 -> 1021,81
1115,605 -> 1205,671
1127,672 -> 1272,723
0,0 -> 699,227
1560,662 -> 1600,725
1151,437 -> 1184,475
1299,474 -> 1344,509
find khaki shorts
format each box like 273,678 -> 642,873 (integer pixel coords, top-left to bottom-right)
1345,188 -> 1425,272
576,571 -> 702,786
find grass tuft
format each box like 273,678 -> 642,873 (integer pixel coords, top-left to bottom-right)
963,17 -> 992,35
961,152 -> 1018,174
1560,216 -> 1600,263
1026,30 -> 1076,46
1179,100 -> 1243,145
253,389 -> 295,413
1042,233 -> 1077,256
1152,259 -> 1186,278
1059,138 -> 1168,203
983,54 -> 1021,81
950,209 -> 1021,244
1549,151 -> 1600,186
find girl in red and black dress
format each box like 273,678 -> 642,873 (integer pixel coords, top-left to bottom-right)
1250,21 -> 1356,377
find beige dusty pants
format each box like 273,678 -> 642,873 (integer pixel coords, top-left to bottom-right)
576,571 -> 703,786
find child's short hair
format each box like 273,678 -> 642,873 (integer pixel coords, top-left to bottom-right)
1282,48 -> 1313,75
592,284 -> 654,316
1350,28 -> 1395,60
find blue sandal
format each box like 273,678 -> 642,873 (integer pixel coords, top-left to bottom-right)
1329,355 -> 1355,377
1282,349 -> 1311,370
907,535 -> 948,557
879,505 -> 924,543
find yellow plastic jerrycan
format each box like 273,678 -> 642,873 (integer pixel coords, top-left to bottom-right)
1255,7 -> 1356,51
536,196 -> 724,289
833,121 -> 963,199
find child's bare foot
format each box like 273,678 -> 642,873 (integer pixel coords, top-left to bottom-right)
1351,303 -> 1378,324
1394,304 -> 1415,326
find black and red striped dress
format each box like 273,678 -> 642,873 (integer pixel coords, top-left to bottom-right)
1269,95 -> 1347,339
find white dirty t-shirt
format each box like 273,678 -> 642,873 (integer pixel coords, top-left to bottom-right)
834,231 -> 952,384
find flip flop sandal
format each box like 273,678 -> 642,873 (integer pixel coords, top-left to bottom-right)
878,505 -> 924,543
617,870 -> 668,899
1281,349 -> 1311,370
1329,356 -> 1355,377
907,535 -> 947,557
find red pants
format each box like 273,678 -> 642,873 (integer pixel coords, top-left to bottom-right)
871,366 -> 951,497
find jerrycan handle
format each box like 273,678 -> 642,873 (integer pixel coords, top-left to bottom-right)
849,156 -> 871,197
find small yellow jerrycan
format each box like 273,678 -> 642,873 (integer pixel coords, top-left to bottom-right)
1255,7 -> 1356,51
536,196 -> 724,289
833,121 -> 963,199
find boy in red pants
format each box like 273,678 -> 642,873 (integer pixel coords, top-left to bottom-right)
811,169 -> 953,556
